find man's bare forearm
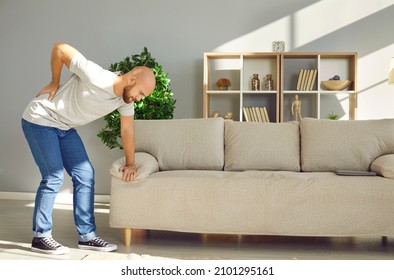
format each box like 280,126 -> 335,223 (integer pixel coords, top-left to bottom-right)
49,43 -> 65,87
122,132 -> 135,167
37,42 -> 78,100
120,115 -> 137,181
50,42 -> 78,83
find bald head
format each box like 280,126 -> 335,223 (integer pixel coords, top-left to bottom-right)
130,66 -> 156,94
120,66 -> 156,104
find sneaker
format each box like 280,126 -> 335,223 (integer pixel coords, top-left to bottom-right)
31,236 -> 70,255
78,237 -> 117,252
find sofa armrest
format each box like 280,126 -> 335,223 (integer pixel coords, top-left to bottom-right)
370,154 -> 394,179
110,152 -> 159,180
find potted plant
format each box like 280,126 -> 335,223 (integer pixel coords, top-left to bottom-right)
97,47 -> 176,149
327,112 -> 339,120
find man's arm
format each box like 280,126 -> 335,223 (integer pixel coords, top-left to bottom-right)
36,42 -> 78,101
120,115 -> 137,181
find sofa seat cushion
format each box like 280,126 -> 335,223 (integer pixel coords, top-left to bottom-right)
224,121 -> 300,171
301,118 -> 394,172
110,170 -> 394,236
134,118 -> 224,171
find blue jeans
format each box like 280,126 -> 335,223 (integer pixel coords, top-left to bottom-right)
21,119 -> 97,242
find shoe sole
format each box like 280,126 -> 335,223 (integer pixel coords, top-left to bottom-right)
31,246 -> 70,255
78,244 -> 117,252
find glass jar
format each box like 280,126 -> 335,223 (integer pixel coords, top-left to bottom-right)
265,74 -> 274,90
251,74 -> 260,91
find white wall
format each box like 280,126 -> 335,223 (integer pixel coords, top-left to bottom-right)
1,0 -> 394,195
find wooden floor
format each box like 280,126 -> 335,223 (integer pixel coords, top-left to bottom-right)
1,199 -> 394,260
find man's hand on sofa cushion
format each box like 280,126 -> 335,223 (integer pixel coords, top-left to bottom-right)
370,154 -> 394,179
110,152 -> 159,181
119,164 -> 137,182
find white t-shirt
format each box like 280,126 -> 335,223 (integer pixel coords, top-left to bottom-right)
22,52 -> 134,130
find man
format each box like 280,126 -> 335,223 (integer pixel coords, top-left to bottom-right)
21,42 -> 156,255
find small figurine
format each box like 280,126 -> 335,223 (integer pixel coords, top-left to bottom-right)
291,95 -> 302,121
211,111 -> 220,118
224,112 -> 233,121
329,75 -> 340,80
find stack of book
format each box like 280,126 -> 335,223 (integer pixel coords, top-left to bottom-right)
243,107 -> 270,122
296,69 -> 317,91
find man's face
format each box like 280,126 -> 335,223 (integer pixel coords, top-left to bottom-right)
122,83 -> 147,104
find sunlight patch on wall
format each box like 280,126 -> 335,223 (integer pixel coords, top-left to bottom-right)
214,0 -> 394,53
359,44 -> 394,89
293,0 -> 394,48
357,43 -> 394,119
214,16 -> 292,52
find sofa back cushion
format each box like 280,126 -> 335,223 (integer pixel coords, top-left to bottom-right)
301,118 -> 394,172
224,121 -> 300,171
134,118 -> 224,171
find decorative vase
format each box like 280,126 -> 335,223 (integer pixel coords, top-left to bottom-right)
216,78 -> 231,90
218,85 -> 229,90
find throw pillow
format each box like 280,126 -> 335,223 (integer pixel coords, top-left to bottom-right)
370,154 -> 394,179
110,152 -> 159,180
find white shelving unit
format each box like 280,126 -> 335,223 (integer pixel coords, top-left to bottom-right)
203,52 -> 280,122
280,52 -> 357,121
203,52 -> 357,122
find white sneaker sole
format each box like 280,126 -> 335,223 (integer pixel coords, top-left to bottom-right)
31,246 -> 70,255
78,244 -> 117,252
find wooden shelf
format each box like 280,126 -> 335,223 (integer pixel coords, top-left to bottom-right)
206,90 -> 240,94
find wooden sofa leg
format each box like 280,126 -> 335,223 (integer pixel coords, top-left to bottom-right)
123,228 -> 133,246
382,236 -> 388,246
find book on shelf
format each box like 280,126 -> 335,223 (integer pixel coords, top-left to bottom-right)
296,68 -> 317,91
263,107 -> 270,122
259,107 -> 266,122
296,69 -> 304,91
243,107 -> 251,122
251,107 -> 257,122
309,69 -> 317,90
242,107 -> 250,122
299,69 -> 308,91
242,107 -> 270,123
303,69 -> 310,90
254,107 -> 262,122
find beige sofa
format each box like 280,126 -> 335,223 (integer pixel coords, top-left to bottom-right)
109,118 -> 394,246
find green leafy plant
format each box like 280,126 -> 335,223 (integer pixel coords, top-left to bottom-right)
327,112 -> 339,120
97,47 -> 176,149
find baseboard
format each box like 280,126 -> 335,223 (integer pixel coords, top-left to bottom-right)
0,191 -> 110,203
